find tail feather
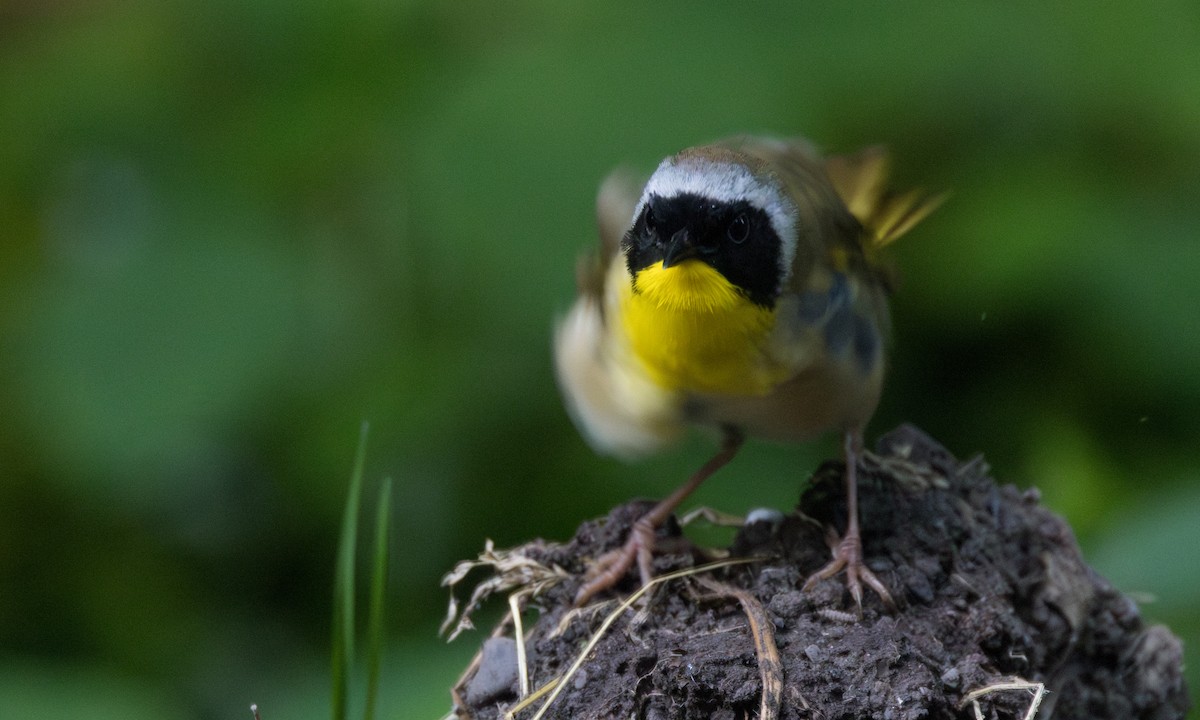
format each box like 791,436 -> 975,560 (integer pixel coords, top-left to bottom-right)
825,146 -> 945,249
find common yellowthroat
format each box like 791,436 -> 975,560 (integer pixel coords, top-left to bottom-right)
555,136 -> 941,610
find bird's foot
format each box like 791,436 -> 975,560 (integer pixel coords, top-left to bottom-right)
573,514 -> 659,607
802,527 -> 894,615
573,430 -> 745,607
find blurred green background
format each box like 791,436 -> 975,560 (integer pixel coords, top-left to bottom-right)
1,1 -> 1197,718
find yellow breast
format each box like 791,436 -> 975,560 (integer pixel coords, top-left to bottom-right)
620,261 -> 784,396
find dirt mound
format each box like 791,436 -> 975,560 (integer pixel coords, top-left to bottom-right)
446,425 -> 1189,719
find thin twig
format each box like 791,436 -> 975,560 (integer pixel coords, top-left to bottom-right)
960,678 -> 1047,720
509,592 -> 531,698
696,577 -> 784,720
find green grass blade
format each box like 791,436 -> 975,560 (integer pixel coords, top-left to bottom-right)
332,422 -> 370,720
364,477 -> 392,720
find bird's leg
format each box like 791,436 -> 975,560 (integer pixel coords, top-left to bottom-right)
802,429 -> 895,613
574,428 -> 745,607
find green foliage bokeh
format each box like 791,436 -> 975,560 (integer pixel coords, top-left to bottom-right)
1,2 -> 1197,718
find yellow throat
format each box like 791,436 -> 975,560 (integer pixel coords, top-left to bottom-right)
621,260 -> 780,395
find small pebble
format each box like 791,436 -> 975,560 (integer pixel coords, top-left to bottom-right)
745,507 -> 785,527
940,667 -> 960,688
463,637 -> 518,706
768,590 -> 806,618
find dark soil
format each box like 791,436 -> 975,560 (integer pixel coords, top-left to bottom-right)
447,425 -> 1190,719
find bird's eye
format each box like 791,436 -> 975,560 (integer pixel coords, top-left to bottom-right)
727,213 -> 750,244
643,205 -> 657,234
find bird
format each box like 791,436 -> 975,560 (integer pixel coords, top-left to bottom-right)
554,135 -> 941,611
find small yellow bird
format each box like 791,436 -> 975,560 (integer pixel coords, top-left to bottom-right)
555,136 -> 941,610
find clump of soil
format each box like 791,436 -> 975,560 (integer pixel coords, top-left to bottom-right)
445,425 -> 1189,719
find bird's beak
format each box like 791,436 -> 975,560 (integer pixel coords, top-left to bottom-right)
661,229 -> 697,269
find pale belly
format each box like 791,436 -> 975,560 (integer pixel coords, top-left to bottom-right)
687,356 -> 884,441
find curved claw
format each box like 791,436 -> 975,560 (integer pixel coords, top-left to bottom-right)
573,430 -> 745,607
802,529 -> 894,614
573,517 -> 658,607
